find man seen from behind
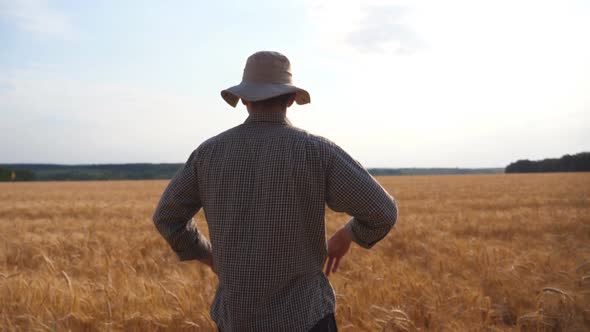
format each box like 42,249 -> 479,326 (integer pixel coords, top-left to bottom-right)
153,51 -> 398,332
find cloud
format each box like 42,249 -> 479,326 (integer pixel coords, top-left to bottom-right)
308,0 -> 423,55
0,0 -> 76,38
347,5 -> 424,54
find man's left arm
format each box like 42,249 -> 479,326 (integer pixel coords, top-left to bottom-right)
153,150 -> 213,267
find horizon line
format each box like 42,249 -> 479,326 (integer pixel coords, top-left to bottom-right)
0,162 -> 505,169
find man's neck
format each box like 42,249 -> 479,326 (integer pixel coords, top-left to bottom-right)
247,105 -> 287,114
244,110 -> 291,125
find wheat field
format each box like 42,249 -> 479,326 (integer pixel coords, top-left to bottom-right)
1,173 -> 589,331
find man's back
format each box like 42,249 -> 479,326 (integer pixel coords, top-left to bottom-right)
201,111 -> 334,330
154,111 -> 397,331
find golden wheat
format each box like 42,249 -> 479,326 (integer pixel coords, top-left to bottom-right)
1,173 -> 589,331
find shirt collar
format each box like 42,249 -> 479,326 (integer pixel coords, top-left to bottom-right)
244,111 -> 292,126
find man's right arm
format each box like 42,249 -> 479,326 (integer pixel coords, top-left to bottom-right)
325,143 -> 398,249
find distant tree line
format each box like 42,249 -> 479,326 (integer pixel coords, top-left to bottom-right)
0,163 -> 504,181
0,164 -> 183,181
368,168 -> 502,176
368,168 -> 402,176
505,152 -> 590,173
0,167 -> 35,181
4,153 -> 587,180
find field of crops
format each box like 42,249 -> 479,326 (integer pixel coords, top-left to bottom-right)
1,173 -> 589,331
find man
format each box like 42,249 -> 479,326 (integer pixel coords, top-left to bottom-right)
153,51 -> 398,331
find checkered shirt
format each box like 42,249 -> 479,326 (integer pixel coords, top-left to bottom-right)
153,111 -> 398,331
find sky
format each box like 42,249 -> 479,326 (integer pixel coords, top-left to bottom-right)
0,0 -> 589,168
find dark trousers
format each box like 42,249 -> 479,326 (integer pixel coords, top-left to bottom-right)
309,313 -> 338,332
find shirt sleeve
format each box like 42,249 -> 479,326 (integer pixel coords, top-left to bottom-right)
153,150 -> 211,261
325,143 -> 398,249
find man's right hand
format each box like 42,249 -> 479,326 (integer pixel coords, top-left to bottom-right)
324,226 -> 352,276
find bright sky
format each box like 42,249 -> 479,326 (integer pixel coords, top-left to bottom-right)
1,0 -> 589,167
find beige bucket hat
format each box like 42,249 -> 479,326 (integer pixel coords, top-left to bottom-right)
221,51 -> 311,107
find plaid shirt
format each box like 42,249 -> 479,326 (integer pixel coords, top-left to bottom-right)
153,111 -> 398,331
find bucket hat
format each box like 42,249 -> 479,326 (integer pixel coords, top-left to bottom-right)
221,51 -> 310,107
